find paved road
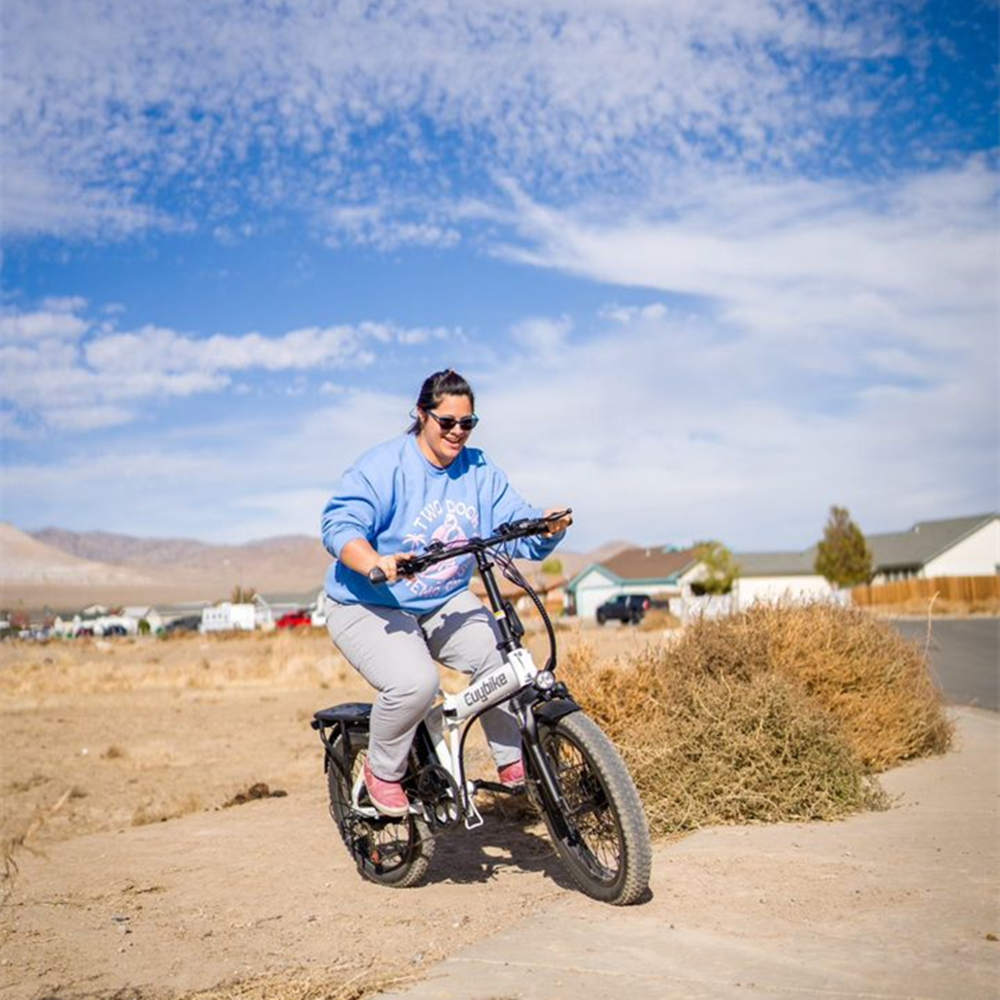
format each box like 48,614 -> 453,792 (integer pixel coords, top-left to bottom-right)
379,708 -> 1000,1000
890,616 -> 999,712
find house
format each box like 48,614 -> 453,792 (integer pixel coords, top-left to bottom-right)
726,512 -> 999,610
122,606 -> 165,633
727,550 -> 834,610
867,513 -> 999,583
566,547 -> 700,618
200,602 -> 258,632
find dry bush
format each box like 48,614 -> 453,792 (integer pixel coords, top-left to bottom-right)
669,603 -> 954,769
638,608 -> 681,631
562,602 -> 951,836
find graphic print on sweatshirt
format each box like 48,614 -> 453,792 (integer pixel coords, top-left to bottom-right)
401,498 -> 479,598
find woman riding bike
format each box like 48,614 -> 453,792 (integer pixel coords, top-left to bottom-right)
321,369 -> 572,817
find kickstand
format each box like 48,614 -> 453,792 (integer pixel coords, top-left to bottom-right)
463,796 -> 484,830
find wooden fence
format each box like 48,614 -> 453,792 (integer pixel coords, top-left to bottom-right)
852,575 -> 999,606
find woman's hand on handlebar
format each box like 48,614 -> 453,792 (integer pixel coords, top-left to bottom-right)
367,553 -> 404,585
338,538 -> 406,585
543,507 -> 573,536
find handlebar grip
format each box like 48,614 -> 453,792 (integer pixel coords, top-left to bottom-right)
368,566 -> 388,585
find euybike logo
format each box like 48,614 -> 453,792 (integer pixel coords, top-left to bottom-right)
464,670 -> 510,708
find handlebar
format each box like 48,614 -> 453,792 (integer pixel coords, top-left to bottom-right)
366,508 -> 571,585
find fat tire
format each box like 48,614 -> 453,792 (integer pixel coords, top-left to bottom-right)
327,731 -> 435,888
532,711 -> 651,905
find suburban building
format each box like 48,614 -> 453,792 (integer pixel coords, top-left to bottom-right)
122,606 -> 165,632
566,547 -> 700,619
867,513 -> 999,583
566,512 -> 998,621
725,514 -> 998,607
200,601 -> 259,632
727,550 -> 833,610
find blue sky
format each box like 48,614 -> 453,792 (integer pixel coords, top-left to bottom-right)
1,0 -> 997,552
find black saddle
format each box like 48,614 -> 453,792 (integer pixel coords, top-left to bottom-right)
311,702 -> 373,729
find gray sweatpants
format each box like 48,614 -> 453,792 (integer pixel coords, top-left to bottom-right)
324,589 -> 522,780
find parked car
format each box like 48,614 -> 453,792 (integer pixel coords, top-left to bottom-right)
276,609 -> 313,629
595,594 -> 651,625
163,614 -> 202,635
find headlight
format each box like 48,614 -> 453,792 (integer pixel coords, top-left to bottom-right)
534,670 -> 556,691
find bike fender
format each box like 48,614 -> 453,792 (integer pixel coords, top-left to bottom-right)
533,696 -> 580,725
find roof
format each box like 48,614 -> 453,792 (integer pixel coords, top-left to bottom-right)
732,513 -> 998,578
733,549 -> 820,578
866,513 -> 998,571
604,546 -> 699,581
569,546 -> 699,590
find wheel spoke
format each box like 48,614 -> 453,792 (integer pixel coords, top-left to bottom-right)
544,731 -> 624,884
327,739 -> 434,886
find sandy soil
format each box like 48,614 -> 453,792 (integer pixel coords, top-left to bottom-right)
0,623 -> 661,1000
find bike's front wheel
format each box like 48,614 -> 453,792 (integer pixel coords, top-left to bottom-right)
327,730 -> 435,888
529,711 -> 651,905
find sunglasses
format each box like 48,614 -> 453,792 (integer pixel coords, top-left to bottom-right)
425,410 -> 480,433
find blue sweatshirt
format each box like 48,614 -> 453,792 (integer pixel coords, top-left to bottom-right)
321,434 -> 563,613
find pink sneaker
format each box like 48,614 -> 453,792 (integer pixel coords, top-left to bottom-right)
363,759 -> 409,817
497,758 -> 526,788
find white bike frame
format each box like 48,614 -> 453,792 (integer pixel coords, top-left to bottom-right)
348,645 -> 542,830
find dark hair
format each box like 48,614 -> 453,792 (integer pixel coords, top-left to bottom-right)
408,369 -> 475,434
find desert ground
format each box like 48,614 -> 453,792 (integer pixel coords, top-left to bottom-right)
3,620 -> 996,1000
0,623 -> 660,1000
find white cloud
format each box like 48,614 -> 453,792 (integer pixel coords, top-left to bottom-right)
0,310 -> 88,342
440,161 -> 998,548
0,303 -> 459,436
1,0 -> 938,240
509,315 -> 572,363
84,324 -> 376,374
3,298 -> 994,549
0,388 -> 412,541
495,159 -> 998,367
469,304 -> 996,550
40,296 -> 88,313
44,404 -> 135,431
323,203 -> 461,250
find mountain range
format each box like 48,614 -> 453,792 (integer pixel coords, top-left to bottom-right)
0,524 -> 630,611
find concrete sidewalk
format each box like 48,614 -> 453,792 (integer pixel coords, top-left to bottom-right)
381,707 -> 999,1000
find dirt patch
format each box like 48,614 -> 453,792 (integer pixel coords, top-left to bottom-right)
0,615 -> 946,999
222,783 -> 288,808
0,627 -> 640,999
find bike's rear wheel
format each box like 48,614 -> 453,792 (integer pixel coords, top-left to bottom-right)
530,711 -> 651,905
327,730 -> 435,888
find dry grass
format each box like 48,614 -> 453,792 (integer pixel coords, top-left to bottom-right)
638,608 -> 682,631
561,602 -> 952,835
179,964 -> 421,1000
0,630 -> 349,697
131,792 -> 203,827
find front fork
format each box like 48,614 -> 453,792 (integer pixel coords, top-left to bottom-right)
515,694 -> 579,841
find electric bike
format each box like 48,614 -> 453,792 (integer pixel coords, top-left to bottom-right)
311,510 -> 652,905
